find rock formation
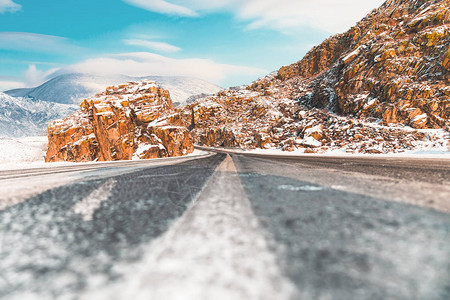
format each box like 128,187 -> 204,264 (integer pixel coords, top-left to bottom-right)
277,0 -> 449,129
46,0 -> 449,160
171,0 -> 449,154
176,76 -> 448,154
46,80 -> 193,162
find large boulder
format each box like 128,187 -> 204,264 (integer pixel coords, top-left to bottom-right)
46,80 -> 193,162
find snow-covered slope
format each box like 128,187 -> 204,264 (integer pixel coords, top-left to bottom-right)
6,74 -> 130,105
0,92 -> 77,137
6,74 -> 222,106
0,136 -> 47,165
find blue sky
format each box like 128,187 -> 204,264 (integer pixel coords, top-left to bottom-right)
0,0 -> 384,90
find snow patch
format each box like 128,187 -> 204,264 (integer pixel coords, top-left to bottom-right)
0,136 -> 47,165
411,113 -> 427,122
132,143 -> 164,160
304,125 -> 322,136
278,185 -> 324,192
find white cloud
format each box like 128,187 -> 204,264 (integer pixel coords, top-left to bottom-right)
0,51 -> 266,89
121,0 -> 238,16
123,0 -> 197,16
237,0 -> 386,33
0,80 -> 25,91
62,52 -> 267,85
0,32 -> 84,54
168,0 -> 240,11
124,39 -> 181,53
23,64 -> 60,87
122,0 -> 385,33
0,64 -> 60,90
0,0 -> 21,13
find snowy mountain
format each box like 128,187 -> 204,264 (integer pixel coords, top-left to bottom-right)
139,76 -> 222,106
0,92 -> 77,137
6,73 -> 222,106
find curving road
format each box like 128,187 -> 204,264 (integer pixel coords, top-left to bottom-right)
0,150 -> 449,299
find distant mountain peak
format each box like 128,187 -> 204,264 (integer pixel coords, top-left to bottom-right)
5,73 -> 222,106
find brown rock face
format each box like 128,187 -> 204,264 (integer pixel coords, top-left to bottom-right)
46,80 -> 194,162
278,0 -> 449,129
170,0 -> 449,154
45,1 -> 449,158
180,82 -> 449,154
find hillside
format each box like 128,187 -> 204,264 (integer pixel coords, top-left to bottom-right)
0,93 -> 77,137
276,0 -> 449,129
170,0 -> 449,154
6,73 -> 222,106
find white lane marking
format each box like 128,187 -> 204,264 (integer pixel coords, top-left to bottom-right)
278,184 -> 324,191
83,155 -> 297,300
71,179 -> 116,221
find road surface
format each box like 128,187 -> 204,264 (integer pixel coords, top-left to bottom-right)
0,150 -> 449,300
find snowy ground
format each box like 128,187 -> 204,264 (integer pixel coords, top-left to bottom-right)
211,147 -> 450,159
197,127 -> 450,160
0,136 -> 211,171
0,133 -> 448,172
244,147 -> 450,159
225,127 -> 450,159
0,136 -> 48,167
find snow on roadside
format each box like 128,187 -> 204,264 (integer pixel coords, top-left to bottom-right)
2,132 -> 446,172
0,136 -> 48,167
0,136 -> 210,171
199,131 -> 450,159
245,148 -> 450,159
213,125 -> 450,159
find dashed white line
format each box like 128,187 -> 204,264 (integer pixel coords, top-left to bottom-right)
71,179 -> 116,221
278,184 -> 324,191
83,155 -> 297,300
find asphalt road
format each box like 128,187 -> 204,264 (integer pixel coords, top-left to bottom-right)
0,151 -> 449,300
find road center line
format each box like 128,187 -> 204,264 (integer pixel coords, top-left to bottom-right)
71,179 -> 116,221
84,154 -> 297,300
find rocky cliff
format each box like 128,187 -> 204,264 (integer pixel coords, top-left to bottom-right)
175,73 -> 447,154
277,0 -> 449,129
170,0 -> 449,154
46,80 -> 193,162
46,0 -> 449,159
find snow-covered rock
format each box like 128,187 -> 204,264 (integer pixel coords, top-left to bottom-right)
46,80 -> 194,162
277,0 -> 449,129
